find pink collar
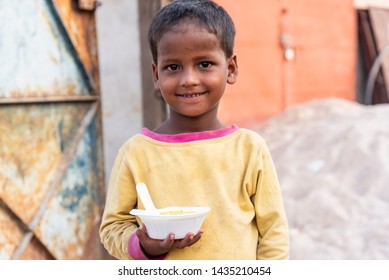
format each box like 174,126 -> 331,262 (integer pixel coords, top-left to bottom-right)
141,125 -> 239,143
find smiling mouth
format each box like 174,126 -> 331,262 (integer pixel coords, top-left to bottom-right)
176,92 -> 206,98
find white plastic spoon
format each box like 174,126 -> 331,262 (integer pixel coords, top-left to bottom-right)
135,182 -> 159,214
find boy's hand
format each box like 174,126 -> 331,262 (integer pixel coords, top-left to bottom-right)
136,223 -> 204,257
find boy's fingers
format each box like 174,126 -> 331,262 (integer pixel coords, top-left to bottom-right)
196,230 -> 204,238
188,230 -> 203,246
172,233 -> 195,249
160,234 -> 175,249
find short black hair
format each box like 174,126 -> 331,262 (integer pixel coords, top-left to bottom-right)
148,0 -> 235,63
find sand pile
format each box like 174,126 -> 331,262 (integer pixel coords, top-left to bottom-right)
256,98 -> 389,259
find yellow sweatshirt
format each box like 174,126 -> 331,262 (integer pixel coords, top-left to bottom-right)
99,126 -> 289,260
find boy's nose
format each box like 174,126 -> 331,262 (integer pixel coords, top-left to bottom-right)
180,68 -> 200,87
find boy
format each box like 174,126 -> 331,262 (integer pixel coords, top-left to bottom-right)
99,0 -> 289,260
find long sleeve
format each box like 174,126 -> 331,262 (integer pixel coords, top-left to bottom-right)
99,149 -> 138,260
254,143 -> 289,259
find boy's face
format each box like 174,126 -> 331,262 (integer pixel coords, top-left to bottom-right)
152,22 -> 238,120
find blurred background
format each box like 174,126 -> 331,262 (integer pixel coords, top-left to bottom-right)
0,0 -> 388,259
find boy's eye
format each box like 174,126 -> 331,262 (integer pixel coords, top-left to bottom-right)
199,61 -> 212,68
166,64 -> 179,71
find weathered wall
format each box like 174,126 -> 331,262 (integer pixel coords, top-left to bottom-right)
217,0 -> 357,127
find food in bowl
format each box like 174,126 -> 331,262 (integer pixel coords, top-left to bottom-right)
160,210 -> 196,215
130,206 -> 210,239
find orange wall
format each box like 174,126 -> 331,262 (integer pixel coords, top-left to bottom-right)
216,0 -> 357,127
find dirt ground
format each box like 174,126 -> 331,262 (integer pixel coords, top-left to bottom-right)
255,98 -> 389,259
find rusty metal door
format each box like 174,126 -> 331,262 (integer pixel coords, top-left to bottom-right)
0,0 -> 106,259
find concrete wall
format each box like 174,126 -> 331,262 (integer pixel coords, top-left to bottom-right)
217,0 -> 357,127
96,0 -> 143,188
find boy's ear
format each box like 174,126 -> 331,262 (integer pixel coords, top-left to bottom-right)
227,54 -> 238,85
152,62 -> 160,90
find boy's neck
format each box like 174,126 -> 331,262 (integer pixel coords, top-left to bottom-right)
153,114 -> 227,135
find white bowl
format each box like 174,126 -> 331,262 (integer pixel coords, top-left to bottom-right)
130,206 -> 210,240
